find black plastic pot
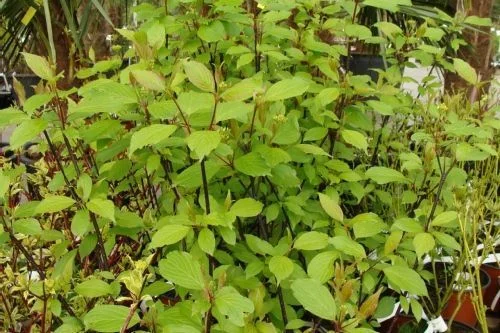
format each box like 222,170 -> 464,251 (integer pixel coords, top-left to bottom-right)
8,74 -> 41,99
0,93 -> 15,109
347,54 -> 385,81
1,73 -> 14,108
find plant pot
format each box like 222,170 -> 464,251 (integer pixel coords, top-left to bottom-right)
1,73 -> 14,109
347,54 -> 385,81
441,269 -> 490,327
8,74 -> 41,99
481,261 -> 500,312
379,315 -> 480,333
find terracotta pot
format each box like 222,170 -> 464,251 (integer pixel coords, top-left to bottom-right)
481,261 -> 500,312
379,315 -> 480,333
441,269 -> 490,327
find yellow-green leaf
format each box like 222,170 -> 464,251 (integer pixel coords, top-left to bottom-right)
318,193 -> 343,222
184,60 -> 215,92
36,196 -> 76,214
131,70 -> 165,91
22,53 -> 55,81
151,225 -> 191,248
453,58 -> 477,85
264,77 -> 310,101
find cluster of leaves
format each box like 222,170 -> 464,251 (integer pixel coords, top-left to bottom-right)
0,0 -> 498,332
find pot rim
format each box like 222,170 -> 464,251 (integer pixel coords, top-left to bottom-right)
451,268 -> 491,292
383,314 -> 480,333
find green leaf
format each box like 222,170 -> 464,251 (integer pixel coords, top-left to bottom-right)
286,319 -> 308,330
198,21 -> 226,43
384,266 -> 427,296
373,22 -> 403,37
374,296 -> 397,319
12,218 -> 42,236
216,101 -> 253,123
129,124 -> 177,156
424,27 -> 445,41
147,22 -> 166,48
431,211 -> 458,227
363,0 -> 411,12
345,24 -> 372,39
464,16 -> 492,26
24,94 -> 53,114
318,193 -> 343,222
246,234 -> 274,255
75,279 -> 112,298
237,54 -> 254,69
352,213 -> 387,238
269,256 -> 294,284
131,70 -> 165,91
291,278 -> 336,320
77,174 -> 92,202
184,60 -> 215,93
151,225 -> 191,248
158,251 -> 205,290
234,152 -> 271,177
392,217 -> 423,233
413,232 -> 435,258
453,58 -> 477,84
353,218 -> 387,238
303,127 -> 328,142
317,88 -> 340,106
87,199 -> 115,222
295,144 -> 329,156
22,53 -> 54,81
341,129 -> 368,153
186,131 -> 221,159
9,119 -> 47,150
115,211 -> 143,229
264,77 -> 310,101
198,228 -> 216,255
84,305 -> 139,332
221,77 -> 261,102
245,260 -> 264,278
214,286 -> 254,327
411,298 -> 424,323
365,167 -> 407,184
307,251 -> 337,283
71,210 -> 90,238
0,108 -> 29,128
456,142 -> 489,161
53,250 -> 77,284
36,196 -> 76,214
54,317 -> 84,333
384,231 -> 403,255
230,198 -> 264,217
272,116 -> 300,145
0,172 -> 8,198
330,236 -> 366,258
432,231 -> 461,251
294,231 -> 329,251
175,160 -> 220,189
366,100 -> 394,116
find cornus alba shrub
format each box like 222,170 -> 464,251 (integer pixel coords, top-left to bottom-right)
0,1 -> 498,332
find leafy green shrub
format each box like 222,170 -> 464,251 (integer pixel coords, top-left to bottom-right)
0,1 -> 498,332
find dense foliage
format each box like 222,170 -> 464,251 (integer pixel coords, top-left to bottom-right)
0,1 -> 498,332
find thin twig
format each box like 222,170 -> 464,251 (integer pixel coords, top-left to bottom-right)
119,302 -> 139,333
